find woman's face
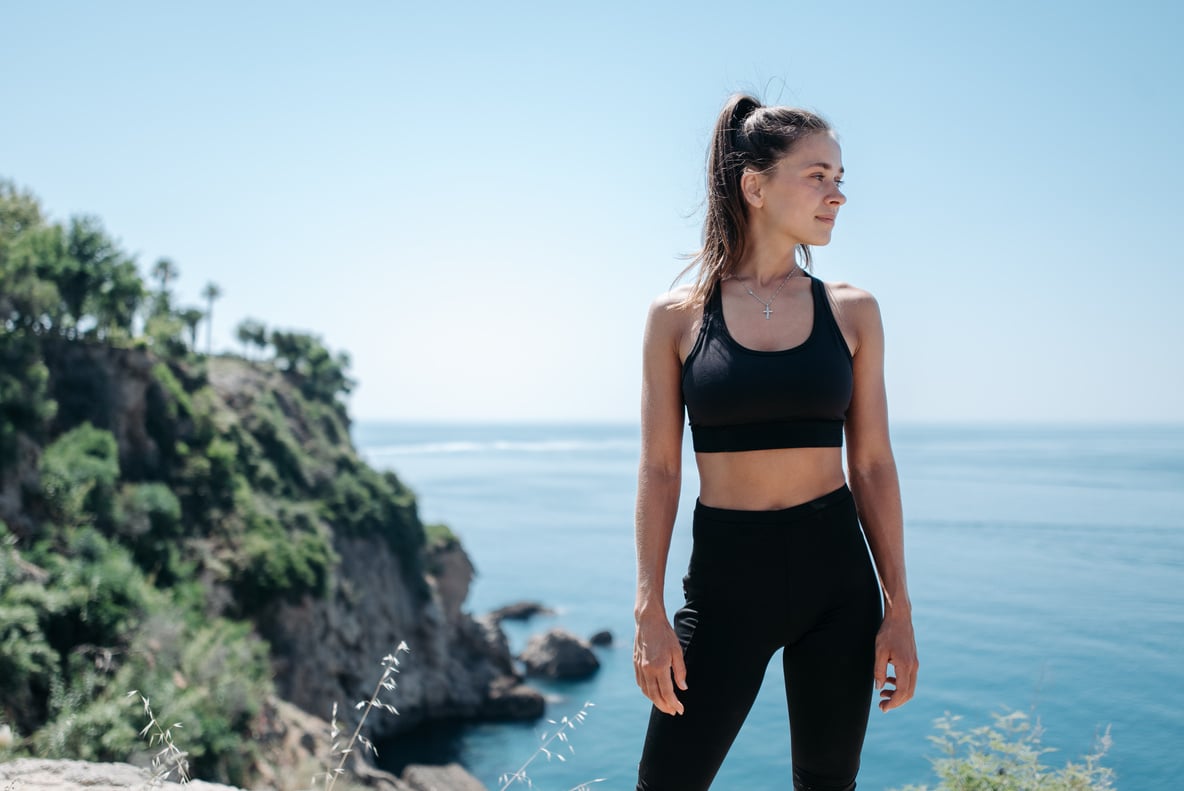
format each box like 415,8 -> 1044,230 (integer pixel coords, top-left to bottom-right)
747,132 -> 846,246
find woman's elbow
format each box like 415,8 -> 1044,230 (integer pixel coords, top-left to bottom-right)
848,455 -> 897,487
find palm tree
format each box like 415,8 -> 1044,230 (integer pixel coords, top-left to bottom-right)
201,282 -> 222,355
149,258 -> 179,319
151,258 -> 178,293
235,318 -> 267,361
180,307 -> 205,352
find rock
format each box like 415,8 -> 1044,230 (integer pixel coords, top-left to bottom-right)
0,758 -> 489,791
488,601 -> 555,622
249,695 -> 332,789
431,542 -> 476,624
482,675 -> 546,720
403,763 -> 489,791
589,629 -> 613,647
0,758 -> 242,790
346,752 -> 412,790
472,613 -> 516,675
261,534 -> 538,740
519,629 -> 601,680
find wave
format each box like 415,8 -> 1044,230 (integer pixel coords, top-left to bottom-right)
363,438 -> 637,456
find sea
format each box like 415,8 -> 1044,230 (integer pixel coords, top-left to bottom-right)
354,422 -> 1184,790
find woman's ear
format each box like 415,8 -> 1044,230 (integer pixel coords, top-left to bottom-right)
740,167 -> 764,209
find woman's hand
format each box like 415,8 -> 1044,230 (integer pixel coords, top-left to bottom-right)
873,608 -> 918,712
633,610 -> 688,715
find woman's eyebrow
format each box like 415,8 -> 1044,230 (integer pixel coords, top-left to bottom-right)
802,162 -> 845,174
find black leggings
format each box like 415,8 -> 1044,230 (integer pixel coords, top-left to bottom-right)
636,485 -> 883,791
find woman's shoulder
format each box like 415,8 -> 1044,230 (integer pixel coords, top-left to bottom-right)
651,282 -> 699,306
644,283 -> 703,350
815,276 -> 883,353
817,276 -> 880,317
647,283 -> 702,321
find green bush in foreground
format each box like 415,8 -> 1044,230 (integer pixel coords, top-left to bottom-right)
894,709 -> 1115,791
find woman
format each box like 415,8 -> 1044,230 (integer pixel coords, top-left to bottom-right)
633,94 -> 918,791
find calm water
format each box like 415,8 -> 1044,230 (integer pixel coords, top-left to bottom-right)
355,422 -> 1184,790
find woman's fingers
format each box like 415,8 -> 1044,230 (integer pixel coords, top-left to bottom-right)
634,617 -> 689,715
652,664 -> 685,715
877,663 -> 918,711
873,615 -> 918,711
873,645 -> 889,690
671,645 -> 688,692
893,658 -> 918,708
636,655 -> 684,715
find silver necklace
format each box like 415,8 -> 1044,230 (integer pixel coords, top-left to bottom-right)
737,266 -> 799,320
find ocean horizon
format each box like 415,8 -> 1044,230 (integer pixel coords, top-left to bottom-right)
355,420 -> 1184,790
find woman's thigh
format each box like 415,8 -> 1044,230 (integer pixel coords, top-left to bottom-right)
781,500 -> 882,789
635,599 -> 779,791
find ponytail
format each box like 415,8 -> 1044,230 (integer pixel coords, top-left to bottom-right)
675,94 -> 832,307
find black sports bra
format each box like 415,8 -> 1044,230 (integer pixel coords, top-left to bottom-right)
680,274 -> 854,452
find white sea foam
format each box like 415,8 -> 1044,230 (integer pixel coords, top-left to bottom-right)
366,438 -> 636,456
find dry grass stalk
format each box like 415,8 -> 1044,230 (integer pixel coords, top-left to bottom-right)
127,690 -> 190,785
316,641 -> 410,791
497,701 -> 603,791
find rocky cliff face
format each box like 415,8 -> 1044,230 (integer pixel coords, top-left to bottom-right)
0,339 -> 162,535
200,355 -> 544,736
262,535 -> 541,738
0,340 -> 540,771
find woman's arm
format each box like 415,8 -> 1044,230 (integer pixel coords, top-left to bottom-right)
840,284 -> 919,713
633,291 -> 691,716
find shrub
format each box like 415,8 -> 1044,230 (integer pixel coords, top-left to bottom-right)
424,522 -> 459,550
33,613 -> 272,786
893,709 -> 1115,791
0,598 -> 57,732
321,466 -> 426,592
31,527 -> 157,656
229,506 -> 336,609
115,482 -> 185,580
38,423 -> 119,528
116,482 -> 182,539
174,437 -> 240,515
149,362 -> 192,423
247,393 -> 310,494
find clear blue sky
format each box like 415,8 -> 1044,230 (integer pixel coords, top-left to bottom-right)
4,1 -> 1181,423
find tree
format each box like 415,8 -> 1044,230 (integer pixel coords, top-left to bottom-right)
179,307 -> 205,352
0,225 -> 65,334
151,258 -> 178,293
150,258 -> 179,318
0,179 -> 45,264
269,330 -> 355,403
234,318 -> 267,361
201,282 -> 222,355
0,330 -> 57,466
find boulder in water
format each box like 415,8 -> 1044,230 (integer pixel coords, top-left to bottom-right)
519,628 -> 600,680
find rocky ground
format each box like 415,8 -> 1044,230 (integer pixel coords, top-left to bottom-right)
0,758 -> 489,791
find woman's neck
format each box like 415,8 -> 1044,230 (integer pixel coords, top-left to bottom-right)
732,239 -> 801,288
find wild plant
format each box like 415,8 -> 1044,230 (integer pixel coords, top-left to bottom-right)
892,709 -> 1115,791
497,701 -> 604,791
127,690 -> 190,785
315,641 -> 409,791
313,641 -> 602,791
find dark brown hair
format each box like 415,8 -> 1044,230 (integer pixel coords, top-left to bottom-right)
676,94 -> 834,306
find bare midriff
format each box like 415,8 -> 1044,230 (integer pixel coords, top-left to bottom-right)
695,446 -> 846,511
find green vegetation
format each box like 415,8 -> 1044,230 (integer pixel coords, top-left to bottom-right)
893,710 -> 1115,791
0,178 -> 441,785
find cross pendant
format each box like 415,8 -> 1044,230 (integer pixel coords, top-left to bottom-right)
763,304 -> 772,320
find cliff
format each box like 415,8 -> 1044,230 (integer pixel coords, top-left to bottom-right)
0,340 -> 540,785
